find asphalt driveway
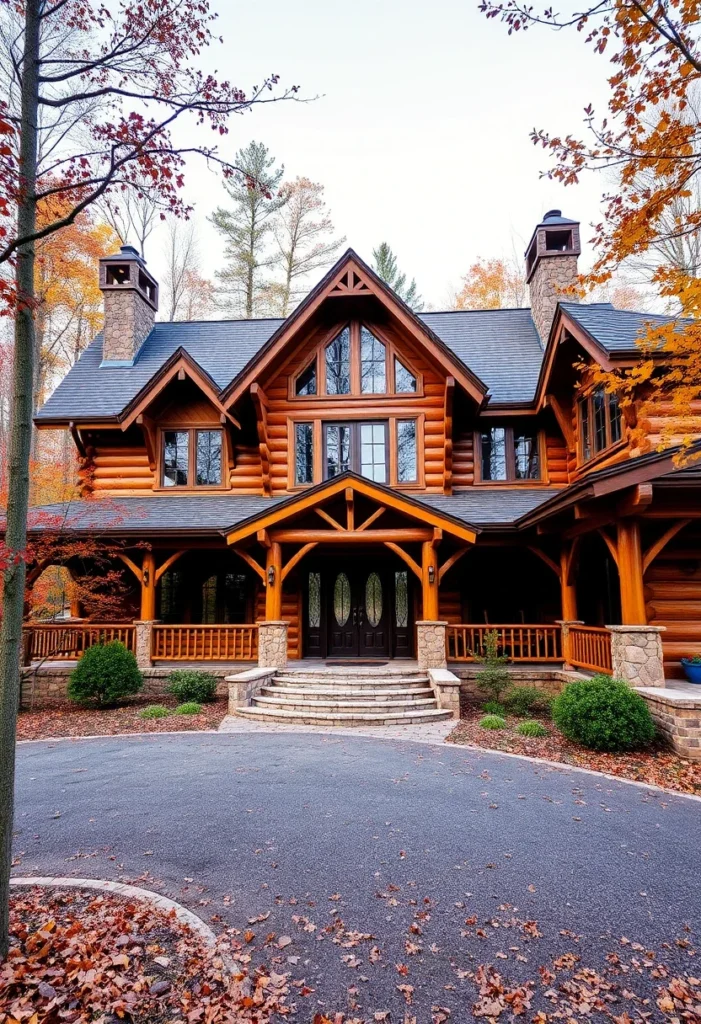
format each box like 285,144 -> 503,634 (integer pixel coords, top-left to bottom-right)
12,733 -> 701,1020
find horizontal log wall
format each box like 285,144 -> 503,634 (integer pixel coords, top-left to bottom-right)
645,523 -> 701,678
639,399 -> 701,451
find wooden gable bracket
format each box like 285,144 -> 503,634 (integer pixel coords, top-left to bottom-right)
357,506 -> 386,531
136,413 -> 157,471
346,487 -> 354,531
233,547 -> 266,582
642,518 -> 692,573
545,395 -> 576,454
598,528 -> 619,568
250,383 -> 272,496
618,483 -> 653,517
443,377 -> 455,495
384,542 -> 422,579
526,545 -> 561,579
315,507 -> 345,531
154,550 -> 186,584
281,543 -> 319,583
329,267 -> 372,296
438,546 -> 470,583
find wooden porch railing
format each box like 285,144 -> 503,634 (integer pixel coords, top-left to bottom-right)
23,622 -> 135,662
446,624 -> 563,663
567,625 -> 613,675
151,624 -> 258,661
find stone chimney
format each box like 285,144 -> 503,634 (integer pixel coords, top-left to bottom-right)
99,245 -> 158,365
525,210 -> 581,344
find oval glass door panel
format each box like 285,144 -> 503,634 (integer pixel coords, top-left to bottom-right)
365,572 -> 383,627
334,573 -> 352,627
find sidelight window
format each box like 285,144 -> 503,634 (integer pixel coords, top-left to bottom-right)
295,422 -> 314,484
397,419 -> 418,482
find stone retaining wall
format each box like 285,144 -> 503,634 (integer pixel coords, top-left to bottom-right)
638,688 -> 701,760
19,663 -> 255,710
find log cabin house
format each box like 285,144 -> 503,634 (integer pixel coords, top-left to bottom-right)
24,210 -> 701,684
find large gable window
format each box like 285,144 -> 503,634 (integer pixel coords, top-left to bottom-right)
325,327 -> 351,394
479,426 -> 540,482
395,357 -> 417,393
360,328 -> 386,393
162,428 -> 224,488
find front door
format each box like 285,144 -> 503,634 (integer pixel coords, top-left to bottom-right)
328,568 -> 390,659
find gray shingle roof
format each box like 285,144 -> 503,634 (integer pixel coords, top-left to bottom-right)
24,487 -> 561,534
560,302 -> 685,354
420,309 -> 544,403
417,488 -> 561,526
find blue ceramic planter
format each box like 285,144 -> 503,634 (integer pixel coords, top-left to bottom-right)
681,659 -> 701,684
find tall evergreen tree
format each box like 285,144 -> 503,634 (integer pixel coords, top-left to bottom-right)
372,242 -> 423,311
211,141 -> 286,318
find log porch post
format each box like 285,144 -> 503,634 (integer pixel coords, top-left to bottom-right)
140,550 -> 157,621
617,519 -> 646,625
559,546 -> 578,621
265,541 -> 283,620
422,541 -> 439,620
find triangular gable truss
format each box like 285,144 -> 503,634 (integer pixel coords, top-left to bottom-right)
221,249 -> 489,409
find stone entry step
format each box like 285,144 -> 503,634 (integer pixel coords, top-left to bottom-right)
235,666 -> 451,727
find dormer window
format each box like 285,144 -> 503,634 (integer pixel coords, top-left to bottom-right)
478,426 -> 541,482
162,428 -> 224,487
578,387 -> 622,463
325,327 -> 351,394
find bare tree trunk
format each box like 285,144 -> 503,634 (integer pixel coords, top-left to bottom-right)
0,0 -> 39,958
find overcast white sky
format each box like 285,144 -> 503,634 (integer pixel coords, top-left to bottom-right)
147,0 -> 614,312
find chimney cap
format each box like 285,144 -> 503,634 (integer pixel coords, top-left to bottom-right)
539,209 -> 578,227
100,244 -> 147,265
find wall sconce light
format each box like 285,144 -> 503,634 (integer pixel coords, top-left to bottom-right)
428,566 -> 435,585
267,565 -> 276,587
142,569 -> 150,587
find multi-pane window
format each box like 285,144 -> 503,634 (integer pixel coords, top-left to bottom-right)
578,387 -> 623,462
296,362 -> 316,396
360,423 -> 387,481
397,419 -> 418,482
325,327 -> 351,394
395,357 -> 417,393
360,328 -> 386,393
295,422 -> 314,484
480,427 -> 540,482
162,428 -> 223,487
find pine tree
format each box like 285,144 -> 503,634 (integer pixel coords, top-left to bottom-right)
211,141 -> 286,318
372,242 -> 423,311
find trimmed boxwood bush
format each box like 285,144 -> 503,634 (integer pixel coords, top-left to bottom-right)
140,704 -> 170,719
552,675 -> 655,752
483,701 -> 506,716
504,686 -> 552,717
174,702 -> 203,715
167,670 -> 218,704
68,641 -> 142,706
479,714 -> 507,730
516,719 -> 549,738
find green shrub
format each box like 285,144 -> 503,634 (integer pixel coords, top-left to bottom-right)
516,719 -> 549,738
174,702 -> 203,715
68,641 -> 143,706
139,704 -> 170,719
483,700 -> 506,716
475,630 -> 511,703
479,714 -> 507,730
167,670 -> 218,704
504,686 -> 552,717
552,675 -> 655,752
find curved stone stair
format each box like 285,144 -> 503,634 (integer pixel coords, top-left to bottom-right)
235,666 -> 452,726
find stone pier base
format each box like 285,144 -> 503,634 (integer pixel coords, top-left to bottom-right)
608,625 -> 666,688
257,621 -> 288,670
416,621 -> 448,671
133,620 -> 157,668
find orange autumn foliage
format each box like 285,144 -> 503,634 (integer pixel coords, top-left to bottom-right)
454,258 -> 526,310
481,0 -> 701,457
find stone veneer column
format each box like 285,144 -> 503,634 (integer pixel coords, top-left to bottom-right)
416,620 -> 448,671
133,620 -> 157,668
556,619 -> 584,670
607,625 -> 666,688
257,621 -> 288,670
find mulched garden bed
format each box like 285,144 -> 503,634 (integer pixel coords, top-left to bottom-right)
447,706 -> 701,796
17,695 -> 228,741
2,886 -> 290,1023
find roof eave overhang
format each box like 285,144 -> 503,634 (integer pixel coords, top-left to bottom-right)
222,471 -> 480,546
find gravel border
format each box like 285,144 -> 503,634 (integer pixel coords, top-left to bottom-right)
15,727 -> 701,803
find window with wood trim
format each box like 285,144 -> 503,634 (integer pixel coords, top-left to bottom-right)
578,387 -> 622,462
478,426 -> 541,482
294,422 -> 314,485
324,422 -> 389,482
292,321 -> 421,398
161,428 -> 224,487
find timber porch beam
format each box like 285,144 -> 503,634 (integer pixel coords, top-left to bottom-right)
269,528 -> 435,544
